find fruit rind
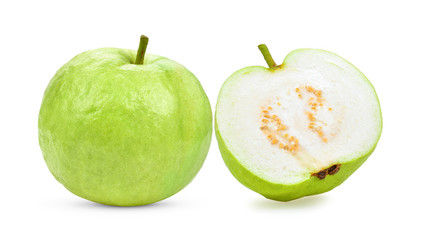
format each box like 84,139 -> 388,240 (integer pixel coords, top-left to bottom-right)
216,120 -> 377,201
39,48 -> 212,206
215,49 -> 382,201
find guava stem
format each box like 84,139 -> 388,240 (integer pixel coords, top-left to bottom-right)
135,35 -> 149,65
258,44 -> 278,69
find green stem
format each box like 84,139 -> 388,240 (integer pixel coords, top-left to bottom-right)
135,35 -> 149,65
258,44 -> 278,69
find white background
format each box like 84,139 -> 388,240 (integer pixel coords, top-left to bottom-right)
1,0 -> 420,239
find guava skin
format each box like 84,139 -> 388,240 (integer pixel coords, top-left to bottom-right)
216,121 -> 375,201
215,49 -> 382,201
39,48 -> 212,206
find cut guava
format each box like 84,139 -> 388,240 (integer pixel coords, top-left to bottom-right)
215,44 -> 382,201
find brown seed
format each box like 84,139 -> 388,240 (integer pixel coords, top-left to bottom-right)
327,164 -> 341,175
313,164 -> 341,179
312,169 -> 328,180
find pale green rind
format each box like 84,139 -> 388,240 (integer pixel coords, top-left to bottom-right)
215,49 -> 382,201
39,48 -> 212,206
216,121 -> 375,201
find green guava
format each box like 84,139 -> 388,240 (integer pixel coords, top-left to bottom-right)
39,36 -> 212,206
215,44 -> 382,201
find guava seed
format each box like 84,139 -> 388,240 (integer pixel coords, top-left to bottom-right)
312,164 -> 341,179
327,164 -> 341,175
313,169 -> 328,179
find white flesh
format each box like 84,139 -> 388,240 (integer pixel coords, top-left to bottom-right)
216,49 -> 382,184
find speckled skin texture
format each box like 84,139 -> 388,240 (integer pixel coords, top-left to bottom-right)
39,48 -> 212,206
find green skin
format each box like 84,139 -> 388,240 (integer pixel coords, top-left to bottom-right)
215,46 -> 382,201
39,40 -> 212,206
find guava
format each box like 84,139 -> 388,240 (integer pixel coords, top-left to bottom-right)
215,44 -> 382,201
38,36 -> 212,206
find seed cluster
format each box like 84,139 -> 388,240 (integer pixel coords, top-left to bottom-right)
259,85 -> 333,152
259,105 -> 300,153
296,86 -> 330,143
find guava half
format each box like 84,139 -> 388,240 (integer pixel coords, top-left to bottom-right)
39,36 -> 212,206
215,44 -> 382,201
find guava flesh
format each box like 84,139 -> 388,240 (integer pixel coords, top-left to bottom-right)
215,49 -> 382,201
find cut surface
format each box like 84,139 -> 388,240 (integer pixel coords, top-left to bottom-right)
216,49 -> 382,185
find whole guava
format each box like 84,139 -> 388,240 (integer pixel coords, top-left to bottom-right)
39,37 -> 212,206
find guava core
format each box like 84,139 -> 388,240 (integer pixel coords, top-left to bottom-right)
39,37 -> 212,206
215,46 -> 382,201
